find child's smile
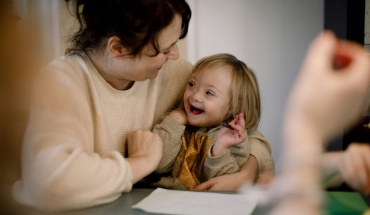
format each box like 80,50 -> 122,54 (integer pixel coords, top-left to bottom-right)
189,104 -> 204,115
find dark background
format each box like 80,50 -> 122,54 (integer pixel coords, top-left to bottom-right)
324,1 -> 370,202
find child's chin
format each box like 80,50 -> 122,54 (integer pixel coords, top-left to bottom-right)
189,121 -> 207,128
188,120 -> 200,127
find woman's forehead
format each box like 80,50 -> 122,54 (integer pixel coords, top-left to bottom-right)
157,14 -> 182,50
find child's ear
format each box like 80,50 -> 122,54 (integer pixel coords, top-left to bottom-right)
107,36 -> 128,58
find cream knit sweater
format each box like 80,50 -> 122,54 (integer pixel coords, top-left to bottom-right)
13,53 -> 193,212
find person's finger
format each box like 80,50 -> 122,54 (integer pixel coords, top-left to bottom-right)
230,113 -> 245,129
302,30 -> 338,75
361,145 -> 370,193
341,150 -> 358,182
335,40 -> 370,88
342,144 -> 370,192
238,113 -> 245,128
194,181 -> 213,190
353,156 -> 367,190
357,146 -> 370,186
333,51 -> 352,70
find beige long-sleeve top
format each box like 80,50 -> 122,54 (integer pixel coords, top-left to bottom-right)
12,53 -> 193,212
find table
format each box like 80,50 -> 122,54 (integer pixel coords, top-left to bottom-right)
8,189 -> 370,215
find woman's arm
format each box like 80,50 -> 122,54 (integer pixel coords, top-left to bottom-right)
13,69 -> 161,212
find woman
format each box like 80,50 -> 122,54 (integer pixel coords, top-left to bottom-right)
12,0 -> 274,212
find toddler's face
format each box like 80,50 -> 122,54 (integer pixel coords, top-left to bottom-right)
183,65 -> 232,128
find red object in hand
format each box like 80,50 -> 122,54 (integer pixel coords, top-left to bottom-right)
333,53 -> 352,70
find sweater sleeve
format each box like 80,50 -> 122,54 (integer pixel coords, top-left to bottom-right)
249,129 -> 275,180
202,130 -> 250,180
153,115 -> 185,173
12,68 -> 133,212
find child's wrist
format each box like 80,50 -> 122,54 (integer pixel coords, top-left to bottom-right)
211,143 -> 228,157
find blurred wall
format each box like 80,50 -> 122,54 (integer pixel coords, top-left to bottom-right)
13,0 -> 77,64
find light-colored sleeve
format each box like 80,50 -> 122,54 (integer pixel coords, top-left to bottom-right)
12,69 -> 133,212
249,129 -> 275,183
153,115 -> 185,173
203,131 -> 250,180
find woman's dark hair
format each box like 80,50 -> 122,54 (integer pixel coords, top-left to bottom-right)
65,0 -> 191,56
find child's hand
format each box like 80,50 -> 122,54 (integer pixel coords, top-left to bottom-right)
212,113 -> 246,156
169,108 -> 188,125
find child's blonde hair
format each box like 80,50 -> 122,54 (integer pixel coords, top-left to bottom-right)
192,53 -> 261,130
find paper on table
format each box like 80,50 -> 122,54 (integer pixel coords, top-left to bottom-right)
132,188 -> 258,215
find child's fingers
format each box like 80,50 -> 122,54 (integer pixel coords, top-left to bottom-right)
238,113 -> 245,128
228,114 -> 246,134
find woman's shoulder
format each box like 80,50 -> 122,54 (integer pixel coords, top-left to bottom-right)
34,54 -> 94,92
39,53 -> 93,82
44,53 -> 89,74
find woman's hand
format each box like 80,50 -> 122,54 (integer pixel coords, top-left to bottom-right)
212,113 -> 246,156
126,129 -> 163,183
194,155 -> 258,191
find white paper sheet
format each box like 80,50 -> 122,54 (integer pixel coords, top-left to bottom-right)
132,188 -> 258,215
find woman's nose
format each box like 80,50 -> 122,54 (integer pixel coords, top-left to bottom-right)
167,44 -> 179,60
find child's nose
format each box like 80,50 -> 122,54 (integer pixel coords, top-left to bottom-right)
192,91 -> 202,102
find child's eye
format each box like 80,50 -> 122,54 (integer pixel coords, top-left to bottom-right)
206,91 -> 214,96
188,82 -> 194,87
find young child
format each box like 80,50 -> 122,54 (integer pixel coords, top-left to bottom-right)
151,53 -> 262,190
